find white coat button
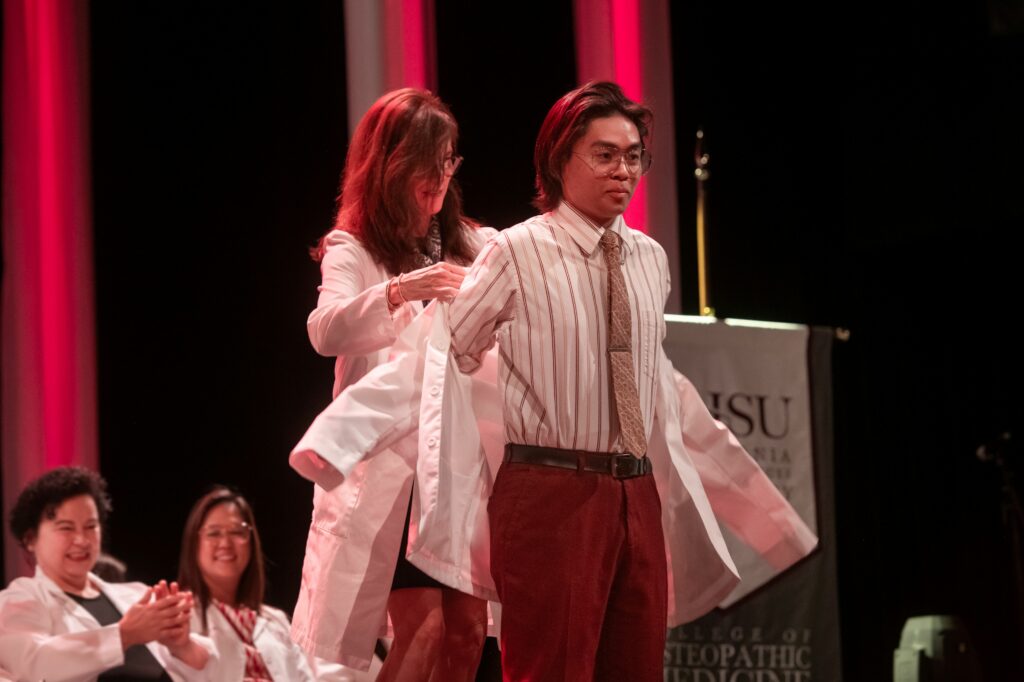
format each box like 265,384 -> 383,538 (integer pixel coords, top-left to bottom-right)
430,386 -> 441,397
427,436 -> 438,447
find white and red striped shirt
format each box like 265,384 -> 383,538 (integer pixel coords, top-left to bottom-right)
448,201 -> 671,453
212,600 -> 274,681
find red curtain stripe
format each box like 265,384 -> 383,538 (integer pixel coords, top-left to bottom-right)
2,0 -> 98,581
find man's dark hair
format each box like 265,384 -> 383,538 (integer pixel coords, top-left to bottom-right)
9,466 -> 113,548
533,81 -> 653,212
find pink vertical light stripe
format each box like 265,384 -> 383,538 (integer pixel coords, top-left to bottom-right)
611,0 -> 642,102
33,0 -> 77,468
401,0 -> 426,88
625,175 -> 647,233
575,0 -> 648,233
610,0 -> 647,233
3,0 -> 97,580
382,0 -> 435,91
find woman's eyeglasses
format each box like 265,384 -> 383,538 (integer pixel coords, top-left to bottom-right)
199,523 -> 252,543
443,154 -> 463,177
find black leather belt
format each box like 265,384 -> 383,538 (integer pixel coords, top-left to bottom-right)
503,443 -> 652,479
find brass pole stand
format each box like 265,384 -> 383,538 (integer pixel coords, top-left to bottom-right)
695,129 -> 714,317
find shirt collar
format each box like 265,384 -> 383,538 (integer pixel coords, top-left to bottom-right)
552,201 -> 637,256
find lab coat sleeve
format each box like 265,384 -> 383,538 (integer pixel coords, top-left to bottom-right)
0,585 -> 124,681
307,231 -> 412,357
675,369 -> 818,569
290,306 -> 436,489
447,237 -> 515,374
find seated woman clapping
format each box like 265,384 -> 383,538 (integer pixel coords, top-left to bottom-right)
0,466 -> 212,681
177,488 -> 320,681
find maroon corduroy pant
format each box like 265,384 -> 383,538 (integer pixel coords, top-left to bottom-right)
488,460 -> 668,682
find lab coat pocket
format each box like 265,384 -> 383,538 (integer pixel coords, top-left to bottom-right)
311,467 -> 367,539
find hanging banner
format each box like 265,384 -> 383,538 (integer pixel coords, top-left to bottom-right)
663,318 -> 842,682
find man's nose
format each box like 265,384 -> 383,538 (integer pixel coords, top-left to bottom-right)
609,156 -> 631,178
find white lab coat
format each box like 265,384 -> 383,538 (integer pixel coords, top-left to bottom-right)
0,566 -> 215,682
291,227 -> 497,671
292,305 -> 819,631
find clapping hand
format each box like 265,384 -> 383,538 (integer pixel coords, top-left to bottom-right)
118,580 -> 190,650
119,580 -> 209,670
153,580 -> 192,649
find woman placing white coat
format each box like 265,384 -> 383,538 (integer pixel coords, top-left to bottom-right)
294,87 -> 494,680
0,466 -> 213,681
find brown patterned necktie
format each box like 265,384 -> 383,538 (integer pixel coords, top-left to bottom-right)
600,230 -> 648,457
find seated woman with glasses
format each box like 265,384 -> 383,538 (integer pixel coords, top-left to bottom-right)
177,488 -> 330,681
0,466 -> 212,681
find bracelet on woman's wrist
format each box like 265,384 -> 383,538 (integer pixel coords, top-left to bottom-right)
395,273 -> 408,304
386,273 -> 407,313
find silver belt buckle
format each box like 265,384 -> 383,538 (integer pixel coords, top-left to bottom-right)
611,453 -> 639,478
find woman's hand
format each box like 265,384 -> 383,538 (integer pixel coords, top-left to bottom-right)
119,581 -> 209,669
118,583 -> 189,650
154,581 -> 192,650
390,262 -> 467,305
156,581 -> 210,670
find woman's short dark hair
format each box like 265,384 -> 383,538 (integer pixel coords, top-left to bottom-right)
313,87 -> 480,274
533,81 -> 653,212
8,467 -> 113,548
177,487 -> 266,631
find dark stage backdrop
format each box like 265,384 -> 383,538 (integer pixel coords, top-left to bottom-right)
89,1 -> 349,609
85,1 -> 1023,680
435,1 -> 577,232
670,1 -> 1024,679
